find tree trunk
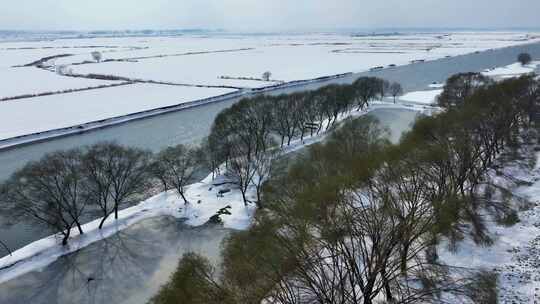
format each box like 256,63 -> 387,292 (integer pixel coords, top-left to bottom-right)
382,266 -> 393,302
179,191 -> 189,205
98,211 -> 112,229
241,189 -> 249,207
73,219 -> 84,235
62,228 -> 71,246
256,185 -> 263,207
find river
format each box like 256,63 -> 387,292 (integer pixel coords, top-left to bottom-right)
0,41 -> 539,301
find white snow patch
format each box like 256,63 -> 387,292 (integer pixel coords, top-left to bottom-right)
428,83 -> 445,88
400,89 -> 443,105
0,67 -> 120,99
482,61 -> 540,78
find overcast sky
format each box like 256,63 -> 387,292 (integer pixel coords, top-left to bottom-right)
2,0 -> 540,31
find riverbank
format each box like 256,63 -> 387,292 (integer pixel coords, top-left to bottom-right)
0,101 -> 427,285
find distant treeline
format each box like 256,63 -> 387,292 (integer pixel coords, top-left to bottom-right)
149,73 -> 540,304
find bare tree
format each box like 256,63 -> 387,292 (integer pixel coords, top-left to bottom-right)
517,52 -> 532,66
226,142 -> 258,206
390,82 -> 404,103
251,148 -> 280,206
55,64 -> 72,75
91,51 -> 102,63
199,136 -> 226,179
83,143 -> 151,224
152,144 -> 198,204
2,149 -> 88,245
378,79 -> 391,100
262,71 -> 272,81
353,77 -> 382,110
437,72 -> 492,108
271,95 -> 298,147
82,144 -> 114,230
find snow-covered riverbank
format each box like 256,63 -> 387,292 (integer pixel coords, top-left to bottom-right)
0,101 -> 427,285
438,144 -> 540,302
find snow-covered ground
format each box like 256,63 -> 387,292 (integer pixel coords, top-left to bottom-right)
0,67 -> 121,99
65,33 -> 540,88
0,44 -> 135,68
439,146 -> 540,303
428,82 -> 445,88
0,101 -> 427,285
399,89 -> 443,105
482,61 -> 540,79
0,83 -> 236,140
0,31 -> 538,142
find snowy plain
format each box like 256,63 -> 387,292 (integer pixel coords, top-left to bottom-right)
0,83 -> 235,140
0,31 -> 539,142
66,32 -> 540,87
0,67 -> 121,98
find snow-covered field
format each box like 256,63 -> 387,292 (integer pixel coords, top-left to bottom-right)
0,83 -> 235,140
0,67 -> 121,98
65,32 -> 540,87
0,31 -> 538,142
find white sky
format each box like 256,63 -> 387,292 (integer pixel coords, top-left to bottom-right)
1,0 -> 539,31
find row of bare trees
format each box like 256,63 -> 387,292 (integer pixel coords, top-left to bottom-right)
0,142 -> 202,245
150,74 -> 540,304
204,77 -> 402,205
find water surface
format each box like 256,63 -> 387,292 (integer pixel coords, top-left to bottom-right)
0,217 -> 229,304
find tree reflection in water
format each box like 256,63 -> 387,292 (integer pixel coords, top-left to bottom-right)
0,217 -> 229,304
